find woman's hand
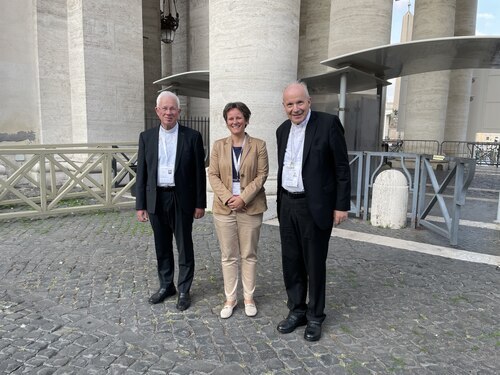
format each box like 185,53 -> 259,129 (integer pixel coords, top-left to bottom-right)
227,196 -> 246,212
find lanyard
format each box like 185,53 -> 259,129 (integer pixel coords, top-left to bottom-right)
290,125 -> 305,167
232,136 -> 246,179
160,127 -> 176,166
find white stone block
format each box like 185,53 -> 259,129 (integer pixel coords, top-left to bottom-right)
370,169 -> 408,229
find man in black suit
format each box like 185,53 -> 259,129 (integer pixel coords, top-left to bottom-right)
276,82 -> 351,341
136,91 -> 206,311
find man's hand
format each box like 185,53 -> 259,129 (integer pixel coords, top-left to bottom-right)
137,209 -> 149,222
333,210 -> 348,226
194,208 -> 205,219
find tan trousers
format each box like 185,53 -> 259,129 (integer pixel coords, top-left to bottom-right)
213,211 -> 263,302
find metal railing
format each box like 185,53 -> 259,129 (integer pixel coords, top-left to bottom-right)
1,144 -> 477,245
382,139 -> 440,155
384,139 -> 500,167
362,152 -> 422,228
346,150 -> 477,244
0,144 -> 138,219
441,141 -> 500,167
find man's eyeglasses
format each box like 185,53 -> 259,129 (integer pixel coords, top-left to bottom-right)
158,106 -> 179,112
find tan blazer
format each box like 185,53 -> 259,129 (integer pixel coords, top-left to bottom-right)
208,134 -> 268,215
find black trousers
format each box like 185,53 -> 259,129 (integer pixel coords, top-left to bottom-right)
149,190 -> 195,293
279,193 -> 333,323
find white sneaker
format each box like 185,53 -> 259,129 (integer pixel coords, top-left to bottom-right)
220,301 -> 237,319
244,303 -> 257,317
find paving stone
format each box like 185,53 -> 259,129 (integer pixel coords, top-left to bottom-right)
33,367 -> 57,375
0,182 -> 498,374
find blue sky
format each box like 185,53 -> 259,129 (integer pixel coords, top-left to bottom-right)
475,0 -> 500,35
387,0 -> 500,101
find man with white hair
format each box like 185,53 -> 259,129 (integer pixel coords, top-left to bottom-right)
136,91 -> 206,311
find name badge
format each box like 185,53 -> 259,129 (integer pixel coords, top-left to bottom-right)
284,164 -> 300,187
232,181 -> 241,196
159,166 -> 174,184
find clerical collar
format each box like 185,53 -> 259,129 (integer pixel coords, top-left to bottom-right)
160,123 -> 178,133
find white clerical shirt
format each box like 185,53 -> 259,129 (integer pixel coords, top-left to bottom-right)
282,110 -> 311,193
157,123 -> 178,187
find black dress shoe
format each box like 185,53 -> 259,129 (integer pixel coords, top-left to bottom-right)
148,286 -> 176,304
304,321 -> 322,342
277,314 -> 307,334
176,292 -> 191,311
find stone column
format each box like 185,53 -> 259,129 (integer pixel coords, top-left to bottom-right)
444,0 -> 477,142
188,0 -> 209,118
36,0 -> 73,144
297,0 -> 331,78
0,0 -> 40,143
209,0 -> 301,191
67,0 -> 88,143
143,1 -> 161,121
328,0 -> 393,57
171,0 -> 189,111
161,44 -> 172,80
401,0 -> 456,142
67,0 -> 145,143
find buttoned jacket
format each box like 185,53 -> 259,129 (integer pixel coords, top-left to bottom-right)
209,134 -> 268,215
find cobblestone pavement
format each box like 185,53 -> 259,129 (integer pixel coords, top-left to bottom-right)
0,204 -> 498,374
0,166 -> 499,374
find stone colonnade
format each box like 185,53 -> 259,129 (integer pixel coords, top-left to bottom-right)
402,0 -> 478,142
0,0 -> 482,150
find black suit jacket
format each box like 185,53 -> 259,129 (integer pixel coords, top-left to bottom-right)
276,111 -> 351,230
135,124 -> 207,214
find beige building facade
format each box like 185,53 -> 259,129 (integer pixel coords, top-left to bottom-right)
1,0 -> 498,150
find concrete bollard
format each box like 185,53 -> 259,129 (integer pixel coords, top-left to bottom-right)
370,169 -> 408,229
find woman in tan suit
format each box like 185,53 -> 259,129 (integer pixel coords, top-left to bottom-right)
208,102 -> 269,319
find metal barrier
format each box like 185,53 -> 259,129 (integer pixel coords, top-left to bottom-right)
440,141 -> 472,158
384,139 -> 500,167
360,153 -> 475,244
417,156 -> 476,245
348,151 -> 363,218
0,144 -> 138,219
382,139 -> 440,155
473,143 -> 499,166
362,152 -> 422,228
0,145 -> 477,245
441,141 -> 499,167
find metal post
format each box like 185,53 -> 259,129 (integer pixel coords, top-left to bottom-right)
339,72 -> 347,126
410,154 -> 421,228
450,161 -> 465,245
377,84 -> 386,151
